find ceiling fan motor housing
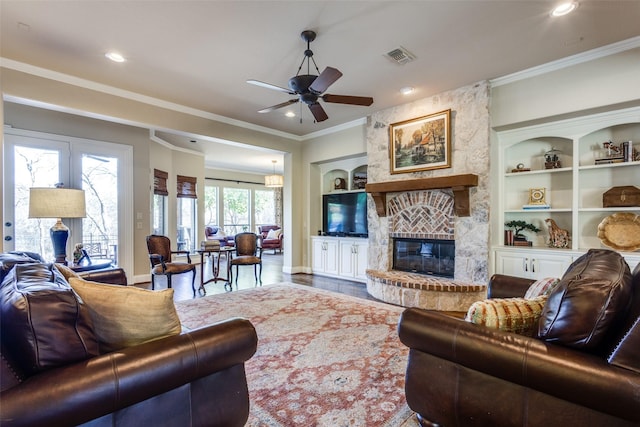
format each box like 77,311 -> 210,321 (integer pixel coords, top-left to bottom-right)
288,74 -> 317,94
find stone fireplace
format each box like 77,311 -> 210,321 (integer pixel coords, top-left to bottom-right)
364,182 -> 488,311
363,80 -> 491,311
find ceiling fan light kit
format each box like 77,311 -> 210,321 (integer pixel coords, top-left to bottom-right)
247,30 -> 373,123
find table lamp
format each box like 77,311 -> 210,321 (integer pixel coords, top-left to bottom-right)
28,187 -> 87,264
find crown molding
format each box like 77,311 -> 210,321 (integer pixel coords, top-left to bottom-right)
0,57 -> 304,141
491,36 -> 640,87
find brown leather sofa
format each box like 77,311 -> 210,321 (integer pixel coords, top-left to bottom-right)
257,225 -> 283,254
398,249 -> 640,426
0,252 -> 258,427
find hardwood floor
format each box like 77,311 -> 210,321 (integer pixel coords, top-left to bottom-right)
136,252 -> 378,302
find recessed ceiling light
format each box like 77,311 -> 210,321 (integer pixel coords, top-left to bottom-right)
400,86 -> 414,95
105,52 -> 126,63
551,2 -> 578,17
285,111 -> 296,118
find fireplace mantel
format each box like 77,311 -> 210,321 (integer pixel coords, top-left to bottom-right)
365,174 -> 478,217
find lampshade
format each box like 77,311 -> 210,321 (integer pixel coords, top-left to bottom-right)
265,174 -> 284,188
29,187 -> 86,265
29,188 -> 87,218
264,160 -> 283,188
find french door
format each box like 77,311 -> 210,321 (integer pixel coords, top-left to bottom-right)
3,129 -> 133,276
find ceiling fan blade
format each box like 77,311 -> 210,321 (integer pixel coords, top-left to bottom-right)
258,99 -> 299,113
322,94 -> 374,106
308,103 -> 328,122
247,79 -> 294,94
309,67 -> 343,94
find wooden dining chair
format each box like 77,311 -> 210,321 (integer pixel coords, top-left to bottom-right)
146,234 -> 197,296
229,232 -> 263,286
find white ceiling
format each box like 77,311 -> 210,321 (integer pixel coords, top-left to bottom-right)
2,1 -> 640,174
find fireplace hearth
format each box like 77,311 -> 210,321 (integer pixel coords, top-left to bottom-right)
393,238 -> 455,278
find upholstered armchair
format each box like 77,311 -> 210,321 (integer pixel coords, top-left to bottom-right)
257,225 -> 283,254
146,235 -> 197,295
229,232 -> 263,286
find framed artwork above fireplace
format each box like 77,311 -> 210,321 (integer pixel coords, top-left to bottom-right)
389,109 -> 451,174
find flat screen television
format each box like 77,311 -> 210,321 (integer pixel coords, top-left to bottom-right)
322,192 -> 368,237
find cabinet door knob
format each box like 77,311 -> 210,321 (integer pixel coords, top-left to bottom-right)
524,258 -> 529,272
531,259 -> 536,273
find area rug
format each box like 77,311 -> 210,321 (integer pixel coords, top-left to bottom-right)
175,282 -> 419,427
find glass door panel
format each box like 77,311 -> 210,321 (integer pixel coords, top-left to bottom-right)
4,136 -> 70,260
81,154 -> 119,263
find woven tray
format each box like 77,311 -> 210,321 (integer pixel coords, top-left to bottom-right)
597,212 -> 640,251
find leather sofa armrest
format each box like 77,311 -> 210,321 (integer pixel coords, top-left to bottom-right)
78,267 -> 127,285
0,318 -> 258,427
398,308 -> 640,422
487,274 -> 534,298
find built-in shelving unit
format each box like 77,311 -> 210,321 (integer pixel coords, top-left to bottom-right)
320,159 -> 368,194
493,106 -> 640,277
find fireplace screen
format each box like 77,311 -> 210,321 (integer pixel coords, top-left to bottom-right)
393,238 -> 455,278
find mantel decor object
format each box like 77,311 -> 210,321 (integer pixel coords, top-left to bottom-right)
389,109 -> 451,174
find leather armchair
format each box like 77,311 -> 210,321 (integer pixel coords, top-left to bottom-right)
398,257 -> 640,426
257,225 -> 283,254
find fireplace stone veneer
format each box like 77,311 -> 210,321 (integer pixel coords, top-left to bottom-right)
366,269 -> 486,312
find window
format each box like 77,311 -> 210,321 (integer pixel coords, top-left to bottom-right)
207,180 -> 280,235
9,144 -> 63,260
255,189 -> 276,227
152,169 -> 168,235
223,187 -> 250,235
204,185 -> 218,226
82,154 -> 118,262
177,175 -> 197,252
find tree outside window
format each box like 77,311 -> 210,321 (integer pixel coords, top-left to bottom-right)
223,188 -> 249,235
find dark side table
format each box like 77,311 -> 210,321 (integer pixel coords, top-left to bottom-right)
69,259 -> 113,272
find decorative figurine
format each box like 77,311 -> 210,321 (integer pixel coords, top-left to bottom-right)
73,243 -> 84,264
545,218 -> 571,249
544,148 -> 562,169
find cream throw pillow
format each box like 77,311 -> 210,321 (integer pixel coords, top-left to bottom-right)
465,296 -> 548,336
54,263 -> 82,281
69,278 -> 182,353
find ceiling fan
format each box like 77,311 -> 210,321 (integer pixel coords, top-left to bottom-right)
247,30 -> 374,123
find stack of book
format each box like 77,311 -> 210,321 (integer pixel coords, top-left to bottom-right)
200,240 -> 221,251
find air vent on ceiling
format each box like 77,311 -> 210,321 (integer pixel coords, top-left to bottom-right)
385,46 -> 416,65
